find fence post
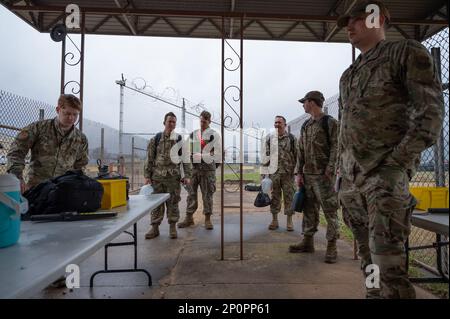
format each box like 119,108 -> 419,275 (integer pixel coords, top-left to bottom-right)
431,48 -> 446,187
39,109 -> 44,121
131,137 -> 135,190
100,128 -> 104,163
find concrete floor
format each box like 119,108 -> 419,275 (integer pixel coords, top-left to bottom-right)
35,189 -> 437,299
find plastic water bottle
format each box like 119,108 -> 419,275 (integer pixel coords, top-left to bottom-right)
261,176 -> 272,195
139,184 -> 154,196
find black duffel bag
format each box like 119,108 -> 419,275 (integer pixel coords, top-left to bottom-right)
254,191 -> 271,207
22,169 -> 104,220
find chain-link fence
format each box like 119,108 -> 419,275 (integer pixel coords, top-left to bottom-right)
0,89 -> 150,190
409,28 -> 449,280
0,90 -> 56,180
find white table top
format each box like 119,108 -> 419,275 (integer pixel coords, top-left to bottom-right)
0,194 -> 169,299
411,211 -> 449,236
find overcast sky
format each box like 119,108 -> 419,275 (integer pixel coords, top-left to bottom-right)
0,5 -> 353,136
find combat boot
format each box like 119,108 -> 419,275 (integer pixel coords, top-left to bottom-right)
286,215 -> 294,231
289,235 -> 314,253
324,239 -> 338,263
205,214 -> 214,230
145,224 -> 160,239
268,214 -> 279,230
178,214 -> 194,228
169,223 -> 177,239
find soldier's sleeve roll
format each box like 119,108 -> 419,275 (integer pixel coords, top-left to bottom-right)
293,135 -> 300,174
6,122 -> 38,180
144,138 -> 156,179
326,118 -> 339,175
389,40 -> 444,168
74,134 -> 89,170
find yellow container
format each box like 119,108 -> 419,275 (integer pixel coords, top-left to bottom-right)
410,187 -> 449,211
98,179 -> 127,209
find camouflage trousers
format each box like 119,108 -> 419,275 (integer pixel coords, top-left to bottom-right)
302,174 -> 340,241
186,170 -> 216,215
270,173 -> 295,216
150,176 -> 181,225
339,165 -> 416,299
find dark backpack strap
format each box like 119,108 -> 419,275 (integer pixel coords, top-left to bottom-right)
288,133 -> 295,151
176,134 -> 182,156
321,115 -> 331,149
153,132 -> 162,159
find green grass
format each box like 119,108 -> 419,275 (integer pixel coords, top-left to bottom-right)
408,266 -> 449,299
223,172 -> 261,183
319,209 -> 354,242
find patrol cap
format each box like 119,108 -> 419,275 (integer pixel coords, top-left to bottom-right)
337,0 -> 390,28
298,91 -> 325,107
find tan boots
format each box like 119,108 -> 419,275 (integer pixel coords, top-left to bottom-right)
287,215 -> 294,231
204,214 -> 213,230
289,235 -> 315,253
169,223 -> 177,239
324,240 -> 338,263
145,224 -> 177,239
269,214 -> 294,231
268,214 -> 279,230
178,214 -> 194,228
145,224 -> 160,239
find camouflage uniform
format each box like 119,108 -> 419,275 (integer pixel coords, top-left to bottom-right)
185,128 -> 218,216
7,118 -> 89,187
297,115 -> 340,241
144,131 -> 192,225
338,39 -> 444,298
264,132 -> 298,216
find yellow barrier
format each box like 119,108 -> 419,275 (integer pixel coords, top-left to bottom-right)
410,187 -> 449,211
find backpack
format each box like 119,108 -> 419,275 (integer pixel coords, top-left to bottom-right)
22,169 -> 104,220
154,132 -> 182,159
300,114 -> 332,148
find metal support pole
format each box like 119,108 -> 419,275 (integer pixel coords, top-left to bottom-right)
131,136 -> 135,190
60,36 -> 66,94
239,16 -> 244,261
431,48 -> 445,187
79,12 -> 85,131
220,16 -> 225,261
182,98 -> 186,131
39,109 -> 44,121
351,45 -> 358,261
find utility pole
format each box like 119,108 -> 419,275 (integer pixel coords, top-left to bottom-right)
115,74 -> 126,157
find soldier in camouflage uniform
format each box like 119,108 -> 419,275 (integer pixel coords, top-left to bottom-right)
7,94 -> 88,192
144,112 -> 192,239
178,111 -> 219,230
336,1 -> 444,298
262,116 -> 298,232
289,91 -> 340,264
